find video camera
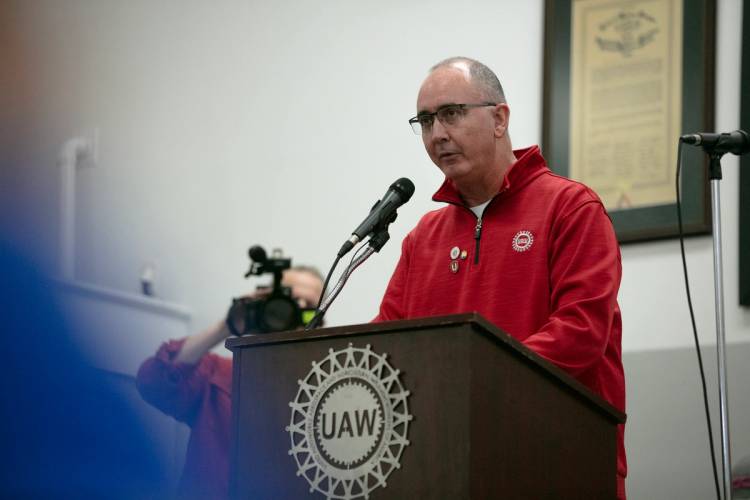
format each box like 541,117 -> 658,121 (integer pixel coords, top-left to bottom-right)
226,245 -> 314,335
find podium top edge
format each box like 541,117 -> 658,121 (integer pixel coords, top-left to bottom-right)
225,312 -> 625,424
224,313 -> 485,348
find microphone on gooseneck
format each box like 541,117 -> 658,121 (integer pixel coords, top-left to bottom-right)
337,177 -> 415,257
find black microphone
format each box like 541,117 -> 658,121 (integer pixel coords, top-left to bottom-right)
338,177 -> 415,257
680,130 -> 750,155
248,245 -> 267,263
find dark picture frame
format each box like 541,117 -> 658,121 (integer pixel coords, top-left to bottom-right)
741,0 -> 749,306
542,0 -> 716,243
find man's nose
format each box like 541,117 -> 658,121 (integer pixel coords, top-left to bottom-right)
427,118 -> 450,142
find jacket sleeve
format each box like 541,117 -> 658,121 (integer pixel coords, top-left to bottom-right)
135,339 -> 221,426
522,199 -> 621,377
373,233 -> 413,322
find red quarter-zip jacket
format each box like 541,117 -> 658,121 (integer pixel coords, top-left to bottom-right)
376,145 -> 626,498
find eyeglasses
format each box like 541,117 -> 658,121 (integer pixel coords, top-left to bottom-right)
408,102 -> 497,135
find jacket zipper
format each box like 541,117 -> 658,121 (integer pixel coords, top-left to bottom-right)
443,199 -> 496,266
474,217 -> 483,264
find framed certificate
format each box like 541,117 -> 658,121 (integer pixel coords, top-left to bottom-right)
543,0 -> 715,243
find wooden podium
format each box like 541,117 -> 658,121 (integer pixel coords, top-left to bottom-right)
226,313 -> 624,499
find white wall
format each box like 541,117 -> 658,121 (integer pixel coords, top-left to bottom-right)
14,0 -> 544,336
15,0 -> 747,353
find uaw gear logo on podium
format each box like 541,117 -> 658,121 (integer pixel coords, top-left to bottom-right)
286,344 -> 412,499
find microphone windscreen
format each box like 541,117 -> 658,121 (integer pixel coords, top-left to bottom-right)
248,245 -> 267,263
391,177 -> 415,202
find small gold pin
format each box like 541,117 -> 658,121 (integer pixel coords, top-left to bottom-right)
450,260 -> 459,273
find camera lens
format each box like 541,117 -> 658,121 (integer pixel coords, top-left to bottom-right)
262,296 -> 300,332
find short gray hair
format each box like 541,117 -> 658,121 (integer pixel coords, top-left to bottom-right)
288,264 -> 324,283
430,56 -> 506,103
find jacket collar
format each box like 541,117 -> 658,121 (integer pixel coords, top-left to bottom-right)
432,145 -> 548,206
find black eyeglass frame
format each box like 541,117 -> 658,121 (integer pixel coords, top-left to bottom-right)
408,102 -> 498,134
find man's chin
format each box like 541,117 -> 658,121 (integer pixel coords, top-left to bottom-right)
437,161 -> 470,180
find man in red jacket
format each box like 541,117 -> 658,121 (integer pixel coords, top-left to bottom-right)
376,56 -> 627,498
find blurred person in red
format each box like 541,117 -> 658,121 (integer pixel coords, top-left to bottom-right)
136,267 -> 324,500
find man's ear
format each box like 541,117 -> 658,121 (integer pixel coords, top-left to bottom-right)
493,103 -> 510,138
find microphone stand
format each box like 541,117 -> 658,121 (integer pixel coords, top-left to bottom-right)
305,228 -> 391,330
706,152 -> 733,500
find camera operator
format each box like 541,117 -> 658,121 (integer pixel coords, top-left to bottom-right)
136,265 -> 324,500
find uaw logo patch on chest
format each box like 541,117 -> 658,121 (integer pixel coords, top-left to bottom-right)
286,343 -> 412,499
512,230 -> 534,252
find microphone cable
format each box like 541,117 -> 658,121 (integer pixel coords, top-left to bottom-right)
675,140 -> 722,500
307,238 -> 371,330
307,254 -> 341,330
309,239 -> 370,325
306,239 -> 373,331
315,255 -> 341,314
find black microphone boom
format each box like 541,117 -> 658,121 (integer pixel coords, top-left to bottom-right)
680,129 -> 750,155
338,177 -> 415,257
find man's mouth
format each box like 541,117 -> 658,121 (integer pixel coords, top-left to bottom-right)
439,151 -> 459,160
